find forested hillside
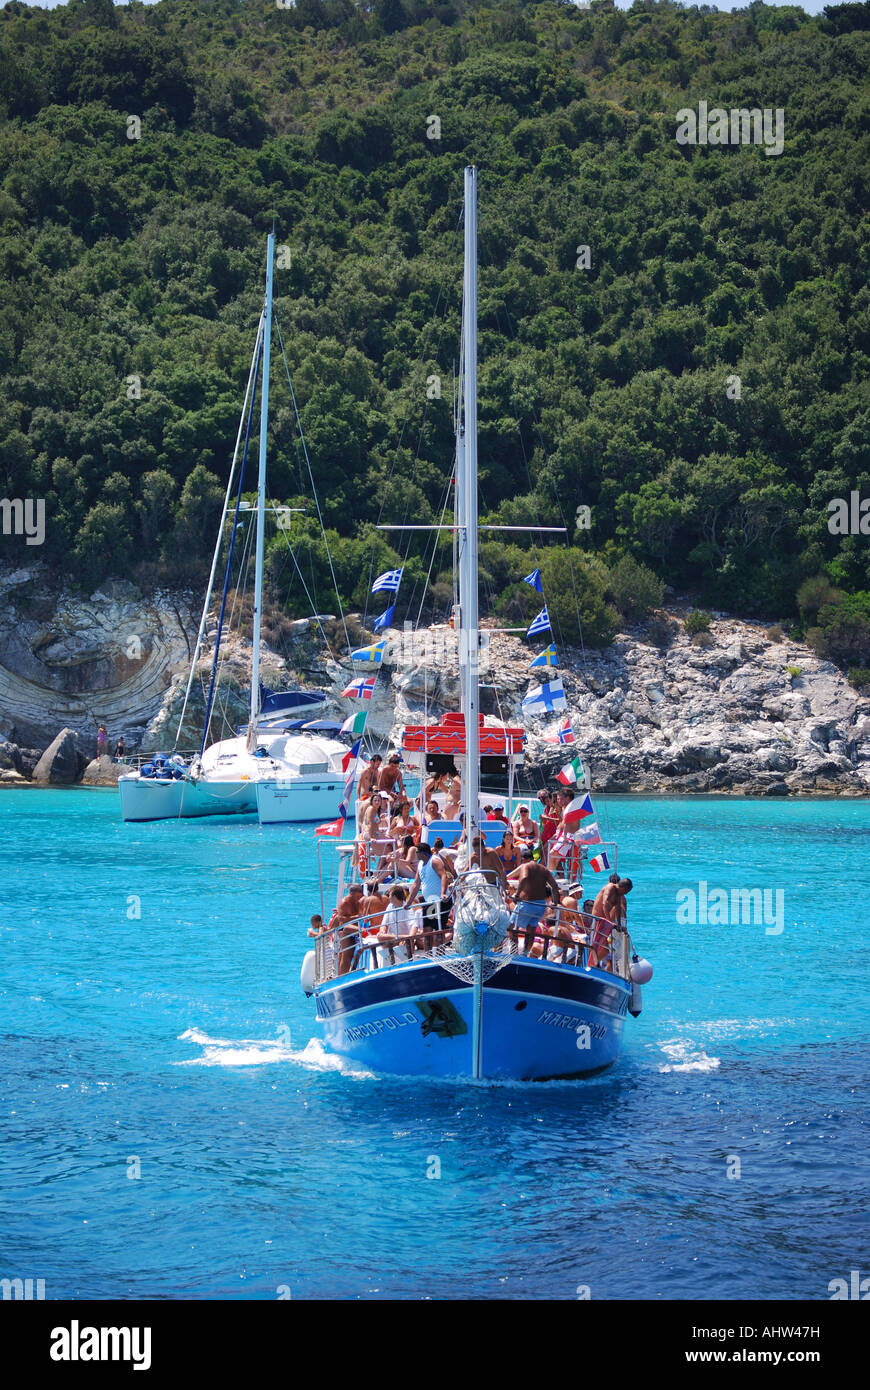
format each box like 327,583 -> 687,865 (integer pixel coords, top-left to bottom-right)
1,0 -> 869,667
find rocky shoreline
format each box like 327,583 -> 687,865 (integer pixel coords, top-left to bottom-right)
1,566 -> 868,796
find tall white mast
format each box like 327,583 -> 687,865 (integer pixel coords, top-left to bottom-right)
249,232 -> 274,745
460,167 -> 480,850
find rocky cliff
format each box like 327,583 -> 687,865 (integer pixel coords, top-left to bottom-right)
1,565 -> 868,796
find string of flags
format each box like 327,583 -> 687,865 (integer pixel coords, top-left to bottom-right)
317,567 -> 404,836
519,561 -> 603,838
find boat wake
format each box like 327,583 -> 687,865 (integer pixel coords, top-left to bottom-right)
175,1027 -> 374,1078
657,1039 -> 721,1073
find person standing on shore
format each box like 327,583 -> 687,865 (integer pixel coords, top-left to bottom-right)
114,735 -> 125,761
96,724 -> 108,760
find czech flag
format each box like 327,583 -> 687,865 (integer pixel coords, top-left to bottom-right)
589,852 -> 611,873
350,641 -> 385,664
372,568 -> 403,594
526,606 -> 551,639
523,568 -> 543,592
341,675 -> 376,700
563,793 -> 595,830
341,738 -> 361,773
315,817 -> 345,837
556,755 -> 585,786
544,718 -> 574,746
530,644 -> 558,668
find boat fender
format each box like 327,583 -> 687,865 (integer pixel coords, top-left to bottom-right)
141,764 -> 154,778
630,955 -> 653,984
300,950 -> 316,997
629,982 -> 642,1018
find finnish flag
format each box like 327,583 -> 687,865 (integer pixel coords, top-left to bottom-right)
522,678 -> 567,715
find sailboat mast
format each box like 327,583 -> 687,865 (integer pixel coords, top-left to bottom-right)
250,232 -> 274,739
460,167 -> 480,846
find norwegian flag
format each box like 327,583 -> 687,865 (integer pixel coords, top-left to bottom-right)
544,718 -> 574,746
341,675 -> 376,700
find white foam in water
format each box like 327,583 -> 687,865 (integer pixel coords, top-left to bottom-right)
176,1028 -> 375,1079
657,1038 -> 721,1073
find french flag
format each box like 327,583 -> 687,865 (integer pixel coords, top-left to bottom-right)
589,852 -> 611,873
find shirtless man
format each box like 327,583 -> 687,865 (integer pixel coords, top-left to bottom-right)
589,878 -> 632,969
442,776 -> 462,820
510,858 -> 562,954
358,882 -> 388,966
469,835 -> 508,891
377,753 -> 405,805
357,754 -> 382,801
326,881 -> 365,975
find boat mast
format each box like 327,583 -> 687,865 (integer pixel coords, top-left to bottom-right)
459,167 -> 480,851
249,232 -> 274,746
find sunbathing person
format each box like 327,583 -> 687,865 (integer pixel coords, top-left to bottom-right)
390,798 -> 421,842
513,804 -> 539,847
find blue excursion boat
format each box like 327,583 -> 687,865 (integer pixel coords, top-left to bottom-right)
301,169 -> 651,1081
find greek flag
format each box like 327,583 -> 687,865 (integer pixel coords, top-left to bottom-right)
526,606 -> 550,639
521,678 -> 567,715
523,568 -> 543,592
372,568 -> 403,594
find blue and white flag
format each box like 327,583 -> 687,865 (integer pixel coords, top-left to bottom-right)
350,641 -> 385,664
522,678 -> 567,715
372,605 -> 395,633
530,644 -> 558,668
523,568 -> 543,592
372,568 -> 403,594
526,606 -> 550,639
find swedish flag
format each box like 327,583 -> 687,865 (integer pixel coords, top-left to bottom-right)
350,641 -> 385,664
530,644 -> 558,668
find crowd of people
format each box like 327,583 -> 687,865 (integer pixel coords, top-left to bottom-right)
314,754 -> 633,977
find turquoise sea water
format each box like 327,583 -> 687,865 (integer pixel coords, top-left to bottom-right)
1,789 -> 868,1301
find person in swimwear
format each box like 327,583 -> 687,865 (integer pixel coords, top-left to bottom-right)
510,858 -> 562,954
589,878 -> 632,969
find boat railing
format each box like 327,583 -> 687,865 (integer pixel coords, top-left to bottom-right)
312,900 -> 632,986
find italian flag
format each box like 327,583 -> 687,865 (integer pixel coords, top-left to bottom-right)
341,711 -> 367,736
556,755 -> 585,786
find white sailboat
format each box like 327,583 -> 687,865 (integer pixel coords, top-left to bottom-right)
119,234 -> 348,823
302,169 -> 652,1080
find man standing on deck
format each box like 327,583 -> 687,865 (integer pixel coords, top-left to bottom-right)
357,754 -> 382,801
377,753 -> 405,805
510,858 -> 562,955
326,881 -> 366,976
407,841 -> 454,940
589,878 -> 632,969
470,834 -> 508,891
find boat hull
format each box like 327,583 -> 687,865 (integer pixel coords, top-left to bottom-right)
118,775 -> 257,822
256,777 -> 346,824
313,956 -> 629,1080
